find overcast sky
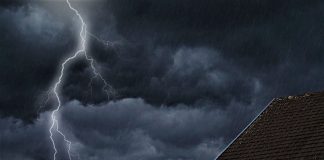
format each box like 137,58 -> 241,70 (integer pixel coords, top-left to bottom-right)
1,0 -> 324,160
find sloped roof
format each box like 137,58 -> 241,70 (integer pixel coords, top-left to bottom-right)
217,92 -> 324,159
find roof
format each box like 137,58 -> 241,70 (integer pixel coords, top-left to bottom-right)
217,92 -> 324,160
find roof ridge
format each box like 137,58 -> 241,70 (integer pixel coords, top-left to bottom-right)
275,90 -> 324,101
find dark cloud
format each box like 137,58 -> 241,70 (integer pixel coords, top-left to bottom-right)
86,46 -> 259,106
0,0 -> 26,9
72,0 -> 324,109
107,0 -> 321,44
2,0 -> 324,119
60,99 -> 229,160
1,98 -> 244,160
0,4 -> 78,121
0,113 -> 51,160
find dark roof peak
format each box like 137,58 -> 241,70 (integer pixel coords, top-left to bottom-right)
217,91 -> 324,159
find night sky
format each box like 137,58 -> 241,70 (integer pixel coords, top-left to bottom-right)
1,0 -> 324,160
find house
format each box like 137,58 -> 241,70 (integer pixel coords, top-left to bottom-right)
217,92 -> 324,159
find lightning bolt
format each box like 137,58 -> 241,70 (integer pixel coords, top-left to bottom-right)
49,0 -> 113,159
